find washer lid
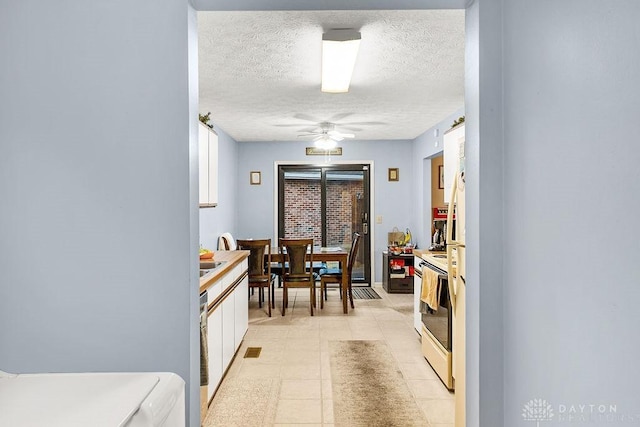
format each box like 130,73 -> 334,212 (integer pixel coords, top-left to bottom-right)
0,372 -> 159,427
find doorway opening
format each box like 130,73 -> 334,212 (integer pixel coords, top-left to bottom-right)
277,163 -> 371,286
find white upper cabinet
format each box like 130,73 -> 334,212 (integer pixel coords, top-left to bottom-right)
443,123 -> 465,204
199,123 -> 218,207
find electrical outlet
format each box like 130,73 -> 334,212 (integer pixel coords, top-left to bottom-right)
376,215 -> 383,224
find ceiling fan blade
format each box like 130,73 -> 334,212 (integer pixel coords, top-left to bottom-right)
328,112 -> 354,122
328,130 -> 355,139
331,135 -> 344,142
336,125 -> 362,132
345,121 -> 386,126
312,135 -> 324,142
297,126 -> 319,133
293,113 -> 322,123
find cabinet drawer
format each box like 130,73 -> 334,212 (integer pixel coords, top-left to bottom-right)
389,278 -> 414,293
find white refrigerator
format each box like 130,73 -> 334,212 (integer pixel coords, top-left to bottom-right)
446,125 -> 466,427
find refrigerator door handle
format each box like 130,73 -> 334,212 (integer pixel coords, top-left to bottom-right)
446,168 -> 459,245
447,244 -> 457,312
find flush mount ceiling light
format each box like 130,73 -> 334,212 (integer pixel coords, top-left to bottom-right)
321,29 -> 361,93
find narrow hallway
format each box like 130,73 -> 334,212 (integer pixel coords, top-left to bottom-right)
203,286 -> 454,426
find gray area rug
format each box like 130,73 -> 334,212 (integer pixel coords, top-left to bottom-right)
329,340 -> 428,426
351,287 -> 381,299
203,377 -> 280,426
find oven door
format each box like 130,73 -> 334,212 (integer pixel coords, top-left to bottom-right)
420,268 -> 452,352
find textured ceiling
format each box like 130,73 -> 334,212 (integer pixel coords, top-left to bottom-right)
198,10 -> 464,142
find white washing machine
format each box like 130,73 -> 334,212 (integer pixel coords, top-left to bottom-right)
0,370 -> 185,427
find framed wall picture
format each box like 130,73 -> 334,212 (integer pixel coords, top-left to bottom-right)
439,165 -> 445,189
388,168 -> 399,182
250,171 -> 261,185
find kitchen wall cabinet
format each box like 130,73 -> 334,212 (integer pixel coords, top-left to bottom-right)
199,123 -> 218,207
443,123 -> 464,204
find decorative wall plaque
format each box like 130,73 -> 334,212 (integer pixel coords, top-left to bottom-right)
305,147 -> 342,156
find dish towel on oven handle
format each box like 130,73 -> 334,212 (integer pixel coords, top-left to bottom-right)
420,265 -> 440,311
200,318 -> 209,386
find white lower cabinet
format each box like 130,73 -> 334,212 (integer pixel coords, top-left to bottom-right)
221,292 -> 235,369
234,274 -> 248,350
206,302 -> 222,402
203,258 -> 248,412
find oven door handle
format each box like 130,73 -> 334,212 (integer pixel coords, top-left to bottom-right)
415,261 -> 427,277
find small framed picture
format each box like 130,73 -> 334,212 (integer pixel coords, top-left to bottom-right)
388,168 -> 399,182
439,165 -> 444,189
250,171 -> 261,185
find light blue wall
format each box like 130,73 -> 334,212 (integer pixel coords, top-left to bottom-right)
199,124 -> 239,250
500,1 -> 640,425
411,107 -> 465,248
0,1 -> 200,426
4,2 -> 637,426
236,139 -> 414,283
465,1 -> 505,424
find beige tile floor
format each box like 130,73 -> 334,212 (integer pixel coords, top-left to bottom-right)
210,284 -> 454,426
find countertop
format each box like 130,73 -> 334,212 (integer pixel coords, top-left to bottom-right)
199,250 -> 249,294
414,249 -> 448,272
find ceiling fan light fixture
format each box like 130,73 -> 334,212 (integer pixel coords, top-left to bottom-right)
314,136 -> 337,150
321,29 -> 361,94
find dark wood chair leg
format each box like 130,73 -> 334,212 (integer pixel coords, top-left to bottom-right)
266,285 -> 271,317
348,282 -> 355,309
281,285 -> 287,316
310,285 -> 314,316
271,282 -> 275,309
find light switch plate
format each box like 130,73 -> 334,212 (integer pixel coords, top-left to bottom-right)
376,215 -> 383,224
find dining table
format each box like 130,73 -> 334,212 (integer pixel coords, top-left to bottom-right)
268,246 -> 350,314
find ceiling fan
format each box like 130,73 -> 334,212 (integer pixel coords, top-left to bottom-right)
297,122 -> 355,148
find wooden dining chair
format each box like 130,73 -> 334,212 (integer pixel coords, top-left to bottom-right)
319,232 -> 361,310
218,232 -> 237,250
279,238 -> 315,316
237,239 -> 276,317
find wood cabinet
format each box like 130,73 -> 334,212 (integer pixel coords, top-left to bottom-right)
199,123 -> 218,207
382,252 -> 414,294
443,123 -> 464,204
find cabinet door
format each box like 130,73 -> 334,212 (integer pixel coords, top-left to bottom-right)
234,264 -> 249,351
207,130 -> 218,205
443,124 -> 464,204
199,123 -> 219,207
206,305 -> 223,402
199,124 -> 210,205
221,291 -> 235,369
